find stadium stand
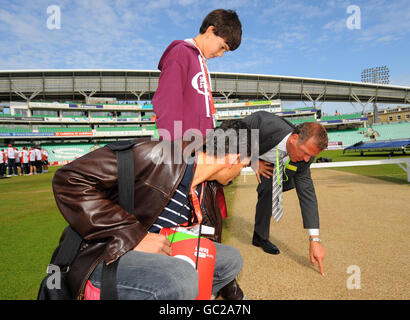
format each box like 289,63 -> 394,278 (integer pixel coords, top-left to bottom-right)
371,122 -> 410,140
288,116 -> 316,125
320,113 -> 363,121
96,126 -> 142,131
37,127 -> 93,132
44,143 -> 106,164
0,126 -> 32,133
2,97 -> 409,161
327,123 -> 409,146
326,122 -> 410,150
326,128 -> 365,147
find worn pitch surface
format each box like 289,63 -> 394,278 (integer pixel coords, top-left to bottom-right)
223,169 -> 409,300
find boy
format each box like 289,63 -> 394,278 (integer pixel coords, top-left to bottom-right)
152,10 -> 242,295
152,9 -> 242,140
152,9 -> 243,298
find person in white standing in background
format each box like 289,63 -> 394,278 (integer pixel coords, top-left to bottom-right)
34,147 -> 43,174
29,147 -> 37,175
21,147 -> 30,175
6,144 -> 17,177
15,148 -> 22,176
41,148 -> 49,173
0,149 -> 5,177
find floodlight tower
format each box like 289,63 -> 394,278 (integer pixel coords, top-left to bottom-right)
361,66 -> 390,84
361,66 -> 390,123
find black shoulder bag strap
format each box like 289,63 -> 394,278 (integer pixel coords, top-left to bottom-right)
101,140 -> 136,300
52,227 -> 83,269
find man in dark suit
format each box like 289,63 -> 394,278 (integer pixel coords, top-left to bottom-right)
242,111 -> 328,275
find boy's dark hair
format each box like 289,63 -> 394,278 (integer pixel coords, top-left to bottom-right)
199,9 -> 242,51
204,120 -> 252,161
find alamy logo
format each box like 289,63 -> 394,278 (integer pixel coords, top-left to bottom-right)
346,265 -> 361,289
346,5 -> 361,30
46,264 -> 61,290
191,72 -> 206,96
46,5 -> 61,30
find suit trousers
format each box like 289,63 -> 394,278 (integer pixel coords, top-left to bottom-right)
255,168 -> 275,240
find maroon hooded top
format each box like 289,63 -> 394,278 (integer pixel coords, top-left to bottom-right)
152,40 -> 215,141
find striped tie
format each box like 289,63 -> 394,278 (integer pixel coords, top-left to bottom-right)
272,148 -> 287,222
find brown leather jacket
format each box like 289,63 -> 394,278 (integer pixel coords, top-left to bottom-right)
52,138 -> 222,299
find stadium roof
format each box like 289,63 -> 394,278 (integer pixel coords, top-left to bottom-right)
1,69 -> 409,105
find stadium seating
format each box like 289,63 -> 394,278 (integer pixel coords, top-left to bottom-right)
38,127 -> 92,132
117,115 -> 140,119
0,126 -> 32,133
289,116 -> 316,125
327,128 -> 366,147
96,126 -> 141,131
0,126 -> 94,134
0,113 -> 25,118
89,116 -> 114,119
371,122 -> 410,140
142,125 -> 157,131
320,113 -> 363,122
43,143 -> 108,163
2,97 -> 406,158
327,122 -> 410,147
32,114 -> 58,118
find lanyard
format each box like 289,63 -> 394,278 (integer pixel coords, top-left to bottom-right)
190,181 -> 206,225
275,148 -> 290,185
190,158 -> 205,225
192,39 -> 216,116
189,163 -> 205,270
283,158 -> 290,182
179,158 -> 206,228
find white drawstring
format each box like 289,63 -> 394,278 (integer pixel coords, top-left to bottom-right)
197,54 -> 211,118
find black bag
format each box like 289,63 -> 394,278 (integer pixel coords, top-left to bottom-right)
37,226 -> 82,300
37,140 -> 136,300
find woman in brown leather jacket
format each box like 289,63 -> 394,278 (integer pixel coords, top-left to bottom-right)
52,120 -> 253,299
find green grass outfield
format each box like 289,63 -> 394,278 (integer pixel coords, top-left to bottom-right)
0,150 -> 409,299
0,167 -> 66,300
317,150 -> 410,185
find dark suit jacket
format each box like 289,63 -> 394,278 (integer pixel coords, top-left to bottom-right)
242,111 -> 319,229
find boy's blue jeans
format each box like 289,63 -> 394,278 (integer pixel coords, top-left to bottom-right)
89,242 -> 243,300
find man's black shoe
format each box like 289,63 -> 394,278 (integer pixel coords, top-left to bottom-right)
252,233 -> 280,255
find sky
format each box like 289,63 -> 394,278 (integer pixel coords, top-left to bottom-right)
0,0 -> 409,114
